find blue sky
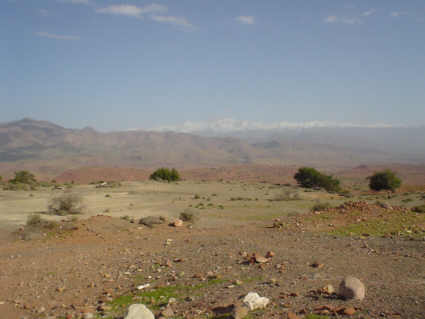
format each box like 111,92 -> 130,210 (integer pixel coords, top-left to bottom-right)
2,0 -> 425,131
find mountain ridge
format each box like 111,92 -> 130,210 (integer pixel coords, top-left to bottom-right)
0,118 -> 424,179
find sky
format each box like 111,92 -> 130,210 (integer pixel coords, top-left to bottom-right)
2,0 -> 425,131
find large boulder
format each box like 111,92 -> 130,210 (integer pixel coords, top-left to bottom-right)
124,304 -> 154,319
339,276 -> 366,301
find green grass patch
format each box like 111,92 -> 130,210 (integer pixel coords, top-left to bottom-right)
331,211 -> 425,238
106,278 -> 227,317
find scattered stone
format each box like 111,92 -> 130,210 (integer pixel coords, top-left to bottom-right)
339,276 -> 366,301
276,264 -> 285,272
311,261 -> 324,269
160,306 -> 174,318
314,305 -> 333,312
253,254 -> 269,264
167,298 -> 177,305
243,292 -> 270,311
171,219 -> 183,227
137,283 -> 150,290
342,306 -> 356,316
322,284 -> 335,294
287,311 -> 300,319
56,287 -> 65,293
206,271 -> 219,279
265,251 -> 275,258
124,304 -> 154,319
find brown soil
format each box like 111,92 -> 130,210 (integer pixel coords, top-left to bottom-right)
0,215 -> 423,319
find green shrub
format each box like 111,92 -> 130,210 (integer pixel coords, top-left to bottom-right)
150,168 -> 181,182
48,193 -> 84,216
368,170 -> 401,192
9,170 -> 37,185
294,167 -> 340,192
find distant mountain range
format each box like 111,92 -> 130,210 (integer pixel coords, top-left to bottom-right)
0,118 -> 424,178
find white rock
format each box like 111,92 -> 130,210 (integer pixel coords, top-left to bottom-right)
124,304 -> 155,319
339,276 -> 366,301
243,292 -> 270,311
323,284 -> 335,294
137,283 -> 150,290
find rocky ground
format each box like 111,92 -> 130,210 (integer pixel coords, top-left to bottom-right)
0,213 -> 424,319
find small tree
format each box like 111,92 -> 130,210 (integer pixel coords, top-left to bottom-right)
294,167 -> 340,192
150,168 -> 181,182
368,170 -> 401,192
9,171 -> 37,185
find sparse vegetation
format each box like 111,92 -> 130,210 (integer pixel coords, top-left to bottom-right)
412,205 -> 425,213
368,170 -> 401,192
21,214 -> 59,238
311,202 -> 332,212
179,210 -> 197,223
230,196 -> 252,201
150,168 -> 181,182
270,190 -> 301,201
47,193 -> 84,216
294,167 -> 341,192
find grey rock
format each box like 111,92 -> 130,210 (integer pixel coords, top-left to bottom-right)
339,276 -> 365,300
124,304 -> 155,319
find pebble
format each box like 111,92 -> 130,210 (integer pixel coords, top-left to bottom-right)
343,306 -> 356,315
287,311 -> 300,319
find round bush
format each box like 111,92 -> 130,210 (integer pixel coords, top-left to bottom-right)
368,170 -> 401,192
150,168 -> 180,182
294,167 -> 340,192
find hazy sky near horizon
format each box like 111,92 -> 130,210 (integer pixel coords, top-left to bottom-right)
2,0 -> 425,131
